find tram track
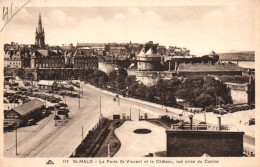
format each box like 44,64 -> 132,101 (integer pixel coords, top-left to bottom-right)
5,112 -> 54,155
21,96 -> 98,157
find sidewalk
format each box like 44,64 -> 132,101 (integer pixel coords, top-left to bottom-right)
85,83 -> 255,138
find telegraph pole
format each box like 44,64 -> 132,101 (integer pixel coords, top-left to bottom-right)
82,82 -> 84,98
65,90 -> 67,104
204,110 -> 207,123
108,144 -> 110,157
130,108 -> 131,121
118,95 -> 120,106
78,84 -> 80,108
100,96 -> 102,117
138,108 -> 140,120
15,126 -> 18,156
82,126 -> 84,141
161,92 -> 164,108
55,110 -> 57,126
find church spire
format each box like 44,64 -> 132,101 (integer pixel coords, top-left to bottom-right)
35,12 -> 45,48
37,13 -> 43,33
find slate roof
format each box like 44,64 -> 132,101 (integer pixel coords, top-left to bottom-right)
13,99 -> 44,116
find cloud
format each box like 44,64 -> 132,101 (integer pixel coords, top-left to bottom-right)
2,5 -> 255,55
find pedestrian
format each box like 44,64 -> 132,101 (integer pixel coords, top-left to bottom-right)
240,120 -> 241,124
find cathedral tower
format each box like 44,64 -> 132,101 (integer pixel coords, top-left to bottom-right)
35,13 -> 45,48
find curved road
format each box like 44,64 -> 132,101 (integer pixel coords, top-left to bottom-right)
4,83 -> 254,157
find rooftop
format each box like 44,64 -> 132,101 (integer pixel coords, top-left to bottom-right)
13,99 -> 44,117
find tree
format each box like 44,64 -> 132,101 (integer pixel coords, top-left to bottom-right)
175,76 -> 231,107
195,93 -> 215,107
145,86 -> 156,102
203,77 -> 232,105
125,75 -> 137,86
16,68 -> 24,79
99,75 -> 108,88
135,83 -> 147,98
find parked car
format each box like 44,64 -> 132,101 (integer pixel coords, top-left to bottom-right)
249,118 -> 255,126
54,104 -> 61,109
4,92 -> 8,97
27,119 -> 35,126
226,107 -> 233,113
236,106 -> 244,111
50,98 -> 58,103
56,97 -> 62,102
213,108 -> 227,115
59,102 -> 68,107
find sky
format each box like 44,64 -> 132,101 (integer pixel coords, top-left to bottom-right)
1,1 -> 256,55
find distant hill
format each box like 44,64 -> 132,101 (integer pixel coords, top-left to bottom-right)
218,51 -> 255,61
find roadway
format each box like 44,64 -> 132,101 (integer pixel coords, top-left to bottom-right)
4,82 -> 255,157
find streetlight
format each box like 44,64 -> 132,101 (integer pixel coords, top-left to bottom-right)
217,115 -> 221,130
179,113 -> 183,121
14,123 -> 18,156
189,115 -> 194,130
82,126 -> 84,141
204,110 -> 207,123
100,96 -> 102,117
78,84 -> 80,108
161,92 -> 164,108
55,110 -> 57,126
118,95 -> 120,106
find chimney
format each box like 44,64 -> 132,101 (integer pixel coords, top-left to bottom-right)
189,115 -> 194,130
217,115 -> 221,130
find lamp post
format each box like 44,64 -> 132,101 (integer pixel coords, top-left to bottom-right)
138,108 -> 140,121
15,124 -> 18,156
55,110 -> 57,126
130,108 -> 131,121
118,95 -> 120,106
204,110 -> 207,123
100,96 -> 102,117
82,82 -> 83,98
189,115 -> 194,130
161,92 -> 164,108
179,113 -> 183,121
82,126 -> 84,141
217,115 -> 221,130
78,84 -> 80,108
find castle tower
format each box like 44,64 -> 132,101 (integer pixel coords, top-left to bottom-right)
35,13 -> 45,48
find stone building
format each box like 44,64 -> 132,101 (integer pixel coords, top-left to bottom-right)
72,50 -> 98,69
31,49 -> 65,68
4,50 -> 23,68
136,47 -> 161,71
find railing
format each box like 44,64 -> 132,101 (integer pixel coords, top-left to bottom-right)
170,123 -> 237,131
